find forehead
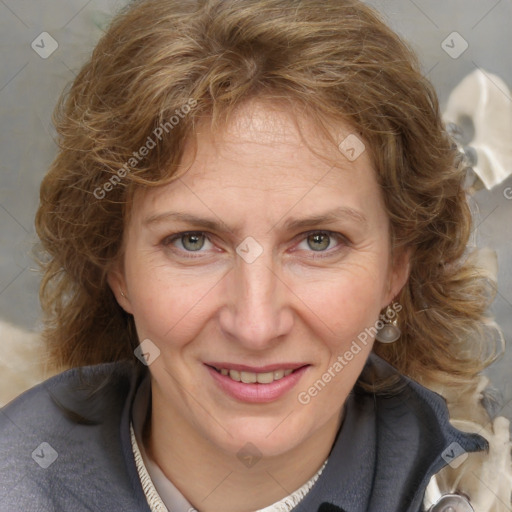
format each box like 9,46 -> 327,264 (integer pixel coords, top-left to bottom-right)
191,100 -> 366,171
133,99 -> 380,215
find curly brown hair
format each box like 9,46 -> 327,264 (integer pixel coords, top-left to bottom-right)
35,0 -> 500,393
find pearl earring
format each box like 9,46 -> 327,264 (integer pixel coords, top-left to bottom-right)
375,305 -> 401,343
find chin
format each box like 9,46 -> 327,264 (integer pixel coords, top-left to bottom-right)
202,413 -> 315,459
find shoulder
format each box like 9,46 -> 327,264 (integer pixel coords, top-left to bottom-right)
0,361 -> 147,511
0,361 -> 135,431
357,354 -> 489,511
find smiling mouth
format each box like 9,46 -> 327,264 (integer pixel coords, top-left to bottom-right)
207,365 -> 308,384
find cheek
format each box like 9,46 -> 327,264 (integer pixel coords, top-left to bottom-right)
124,235 -> 391,351
124,250 -> 221,343
295,258 -> 389,347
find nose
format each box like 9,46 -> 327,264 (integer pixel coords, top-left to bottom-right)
218,248 -> 294,351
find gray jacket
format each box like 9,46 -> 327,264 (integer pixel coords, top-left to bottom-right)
0,353 -> 487,511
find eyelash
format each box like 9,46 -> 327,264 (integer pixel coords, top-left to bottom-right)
161,230 -> 350,260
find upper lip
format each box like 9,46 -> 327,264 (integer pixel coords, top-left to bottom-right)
205,362 -> 309,373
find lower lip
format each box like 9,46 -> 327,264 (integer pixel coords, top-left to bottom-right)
205,365 -> 309,403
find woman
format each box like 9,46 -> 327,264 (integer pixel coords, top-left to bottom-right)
0,0 -> 509,511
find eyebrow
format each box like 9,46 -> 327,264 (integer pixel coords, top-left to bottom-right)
143,206 -> 367,233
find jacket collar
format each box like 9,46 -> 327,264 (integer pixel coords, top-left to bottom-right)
291,352 -> 488,512
118,352 -> 488,512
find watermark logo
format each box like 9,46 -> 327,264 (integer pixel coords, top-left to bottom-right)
504,187 -> 512,200
441,32 -> 469,59
31,32 -> 59,59
93,98 -> 197,200
297,302 -> 402,404
441,441 -> 468,469
338,134 -> 366,162
237,442 -> 263,468
236,237 -> 264,264
134,338 -> 161,366
32,442 -> 58,469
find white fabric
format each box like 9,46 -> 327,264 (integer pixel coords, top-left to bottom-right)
423,375 -> 512,512
443,68 -> 512,190
131,424 -> 169,512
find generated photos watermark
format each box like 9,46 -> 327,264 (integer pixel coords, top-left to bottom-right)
441,441 -> 468,469
297,301 -> 402,405
237,442 -> 263,469
93,98 -> 197,200
31,32 -> 59,59
236,236 -> 264,264
31,442 -> 58,469
134,338 -> 161,366
441,31 -> 469,59
338,133 -> 366,162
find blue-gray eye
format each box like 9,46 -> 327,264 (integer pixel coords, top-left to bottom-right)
181,232 -> 206,251
307,232 -> 331,251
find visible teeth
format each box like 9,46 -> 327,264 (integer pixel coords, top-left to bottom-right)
229,370 -> 241,382
273,370 -> 284,380
240,371 -> 257,383
216,367 -> 298,383
257,372 -> 275,384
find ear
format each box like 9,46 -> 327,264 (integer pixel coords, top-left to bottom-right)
107,260 -> 134,314
383,246 -> 412,307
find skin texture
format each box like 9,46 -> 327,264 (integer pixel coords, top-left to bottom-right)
109,99 -> 410,512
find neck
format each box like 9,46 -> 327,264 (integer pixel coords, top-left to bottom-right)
146,395 -> 343,512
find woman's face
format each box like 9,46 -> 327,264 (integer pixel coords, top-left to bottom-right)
111,100 -> 409,458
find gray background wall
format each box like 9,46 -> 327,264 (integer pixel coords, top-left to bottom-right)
1,1 -> 511,415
